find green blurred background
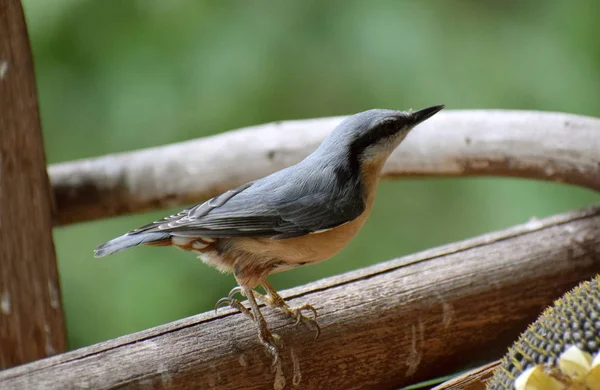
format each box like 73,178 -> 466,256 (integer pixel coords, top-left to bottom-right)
21,0 -> 599,350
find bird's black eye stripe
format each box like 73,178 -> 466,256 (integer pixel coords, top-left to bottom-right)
348,118 -> 402,172
350,118 -> 401,153
376,119 -> 400,139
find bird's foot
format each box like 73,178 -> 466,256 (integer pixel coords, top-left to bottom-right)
216,285 -> 283,365
257,286 -> 321,340
284,303 -> 320,340
258,327 -> 283,366
214,286 -> 253,320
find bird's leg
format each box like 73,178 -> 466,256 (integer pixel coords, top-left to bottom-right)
215,285 -> 281,364
259,281 -> 320,340
241,286 -> 282,365
214,286 -> 253,320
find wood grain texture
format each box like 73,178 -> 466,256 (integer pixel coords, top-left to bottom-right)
432,362 -> 500,390
49,109 -> 600,226
0,0 -> 66,369
1,206 -> 600,389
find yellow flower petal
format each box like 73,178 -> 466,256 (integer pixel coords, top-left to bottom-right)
586,371 -> 600,390
592,352 -> 600,369
558,345 -> 592,380
514,365 -> 564,390
585,355 -> 600,390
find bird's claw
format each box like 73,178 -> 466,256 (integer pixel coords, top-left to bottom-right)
260,329 -> 283,366
289,304 -> 320,340
256,287 -> 322,340
214,287 -> 253,319
214,286 -> 242,312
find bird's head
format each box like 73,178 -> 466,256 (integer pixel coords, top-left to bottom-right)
317,105 -> 445,170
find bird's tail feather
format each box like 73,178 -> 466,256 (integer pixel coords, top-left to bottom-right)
94,232 -> 171,258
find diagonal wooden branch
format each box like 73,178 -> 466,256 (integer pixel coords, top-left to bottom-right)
49,110 -> 600,226
2,205 -> 600,389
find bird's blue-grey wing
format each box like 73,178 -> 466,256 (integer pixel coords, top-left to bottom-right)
132,166 -> 364,239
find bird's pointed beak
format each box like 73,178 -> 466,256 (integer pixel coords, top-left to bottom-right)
409,104 -> 445,126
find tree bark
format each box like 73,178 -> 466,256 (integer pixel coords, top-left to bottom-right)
0,0 -> 66,369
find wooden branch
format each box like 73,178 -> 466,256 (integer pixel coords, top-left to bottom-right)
432,361 -> 500,390
49,110 -> 600,226
0,0 -> 66,368
2,205 -> 600,389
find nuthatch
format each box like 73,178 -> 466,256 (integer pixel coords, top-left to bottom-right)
95,105 -> 445,363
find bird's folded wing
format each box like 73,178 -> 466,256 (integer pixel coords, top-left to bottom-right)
131,170 -> 364,239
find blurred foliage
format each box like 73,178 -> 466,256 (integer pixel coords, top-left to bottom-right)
21,0 -> 600,350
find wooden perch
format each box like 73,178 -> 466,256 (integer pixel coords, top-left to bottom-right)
2,205 -> 600,389
49,110 -> 600,226
0,0 -> 66,369
433,361 -> 500,390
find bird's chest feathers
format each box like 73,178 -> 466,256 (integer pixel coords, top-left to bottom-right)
232,210 -> 372,267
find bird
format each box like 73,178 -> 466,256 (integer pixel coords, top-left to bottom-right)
94,104 -> 445,364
